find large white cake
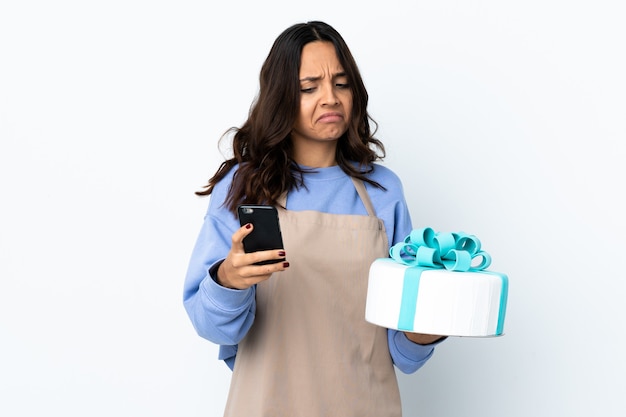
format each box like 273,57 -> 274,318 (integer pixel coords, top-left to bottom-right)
365,228 -> 508,337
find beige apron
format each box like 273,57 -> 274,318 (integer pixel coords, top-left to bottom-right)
223,178 -> 401,417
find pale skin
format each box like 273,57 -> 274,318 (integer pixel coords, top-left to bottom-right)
217,41 -> 443,345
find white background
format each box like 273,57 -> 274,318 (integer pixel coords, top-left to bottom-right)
1,1 -> 625,416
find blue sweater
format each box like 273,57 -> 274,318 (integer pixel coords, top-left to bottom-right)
183,163 -> 440,373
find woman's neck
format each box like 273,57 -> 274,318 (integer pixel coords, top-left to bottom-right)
292,141 -> 337,168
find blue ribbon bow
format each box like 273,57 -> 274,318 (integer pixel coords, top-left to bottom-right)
389,227 -> 491,272
388,227 -> 507,335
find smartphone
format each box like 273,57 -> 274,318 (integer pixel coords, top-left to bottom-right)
237,205 -> 285,265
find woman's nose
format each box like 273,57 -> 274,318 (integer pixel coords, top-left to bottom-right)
321,82 -> 339,106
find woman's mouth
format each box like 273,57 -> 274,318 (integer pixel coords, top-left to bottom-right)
317,112 -> 343,123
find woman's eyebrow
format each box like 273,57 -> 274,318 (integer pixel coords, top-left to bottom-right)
299,76 -> 321,83
300,72 -> 347,83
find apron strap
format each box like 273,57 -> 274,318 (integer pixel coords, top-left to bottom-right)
350,177 -> 377,217
277,192 -> 287,208
276,176 -> 376,218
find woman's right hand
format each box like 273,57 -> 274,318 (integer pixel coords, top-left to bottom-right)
216,223 -> 289,289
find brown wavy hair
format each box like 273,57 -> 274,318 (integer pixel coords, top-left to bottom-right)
196,21 -> 386,214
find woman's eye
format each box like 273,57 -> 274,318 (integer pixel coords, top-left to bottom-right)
336,83 -> 349,89
300,87 -> 315,93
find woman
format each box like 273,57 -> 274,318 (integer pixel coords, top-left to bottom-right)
183,21 -> 444,417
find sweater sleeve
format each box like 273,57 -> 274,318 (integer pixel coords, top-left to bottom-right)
182,171 -> 257,353
388,330 -> 446,374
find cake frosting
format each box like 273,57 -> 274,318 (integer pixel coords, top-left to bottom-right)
365,228 -> 508,337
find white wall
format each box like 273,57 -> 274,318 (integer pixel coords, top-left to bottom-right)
1,1 -> 624,416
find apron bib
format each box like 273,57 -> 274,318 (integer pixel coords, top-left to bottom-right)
223,178 -> 401,417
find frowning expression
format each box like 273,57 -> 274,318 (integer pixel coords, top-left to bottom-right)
291,41 -> 353,148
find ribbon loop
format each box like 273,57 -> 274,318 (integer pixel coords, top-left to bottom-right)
416,246 -> 438,268
471,251 -> 492,270
389,227 -> 491,272
455,234 -> 481,256
442,249 -> 472,271
434,232 -> 456,257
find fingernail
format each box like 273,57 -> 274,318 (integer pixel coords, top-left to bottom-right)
283,262 -> 290,268
278,251 -> 286,257
245,223 -> 252,229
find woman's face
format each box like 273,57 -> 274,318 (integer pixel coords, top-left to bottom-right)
291,41 -> 353,152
